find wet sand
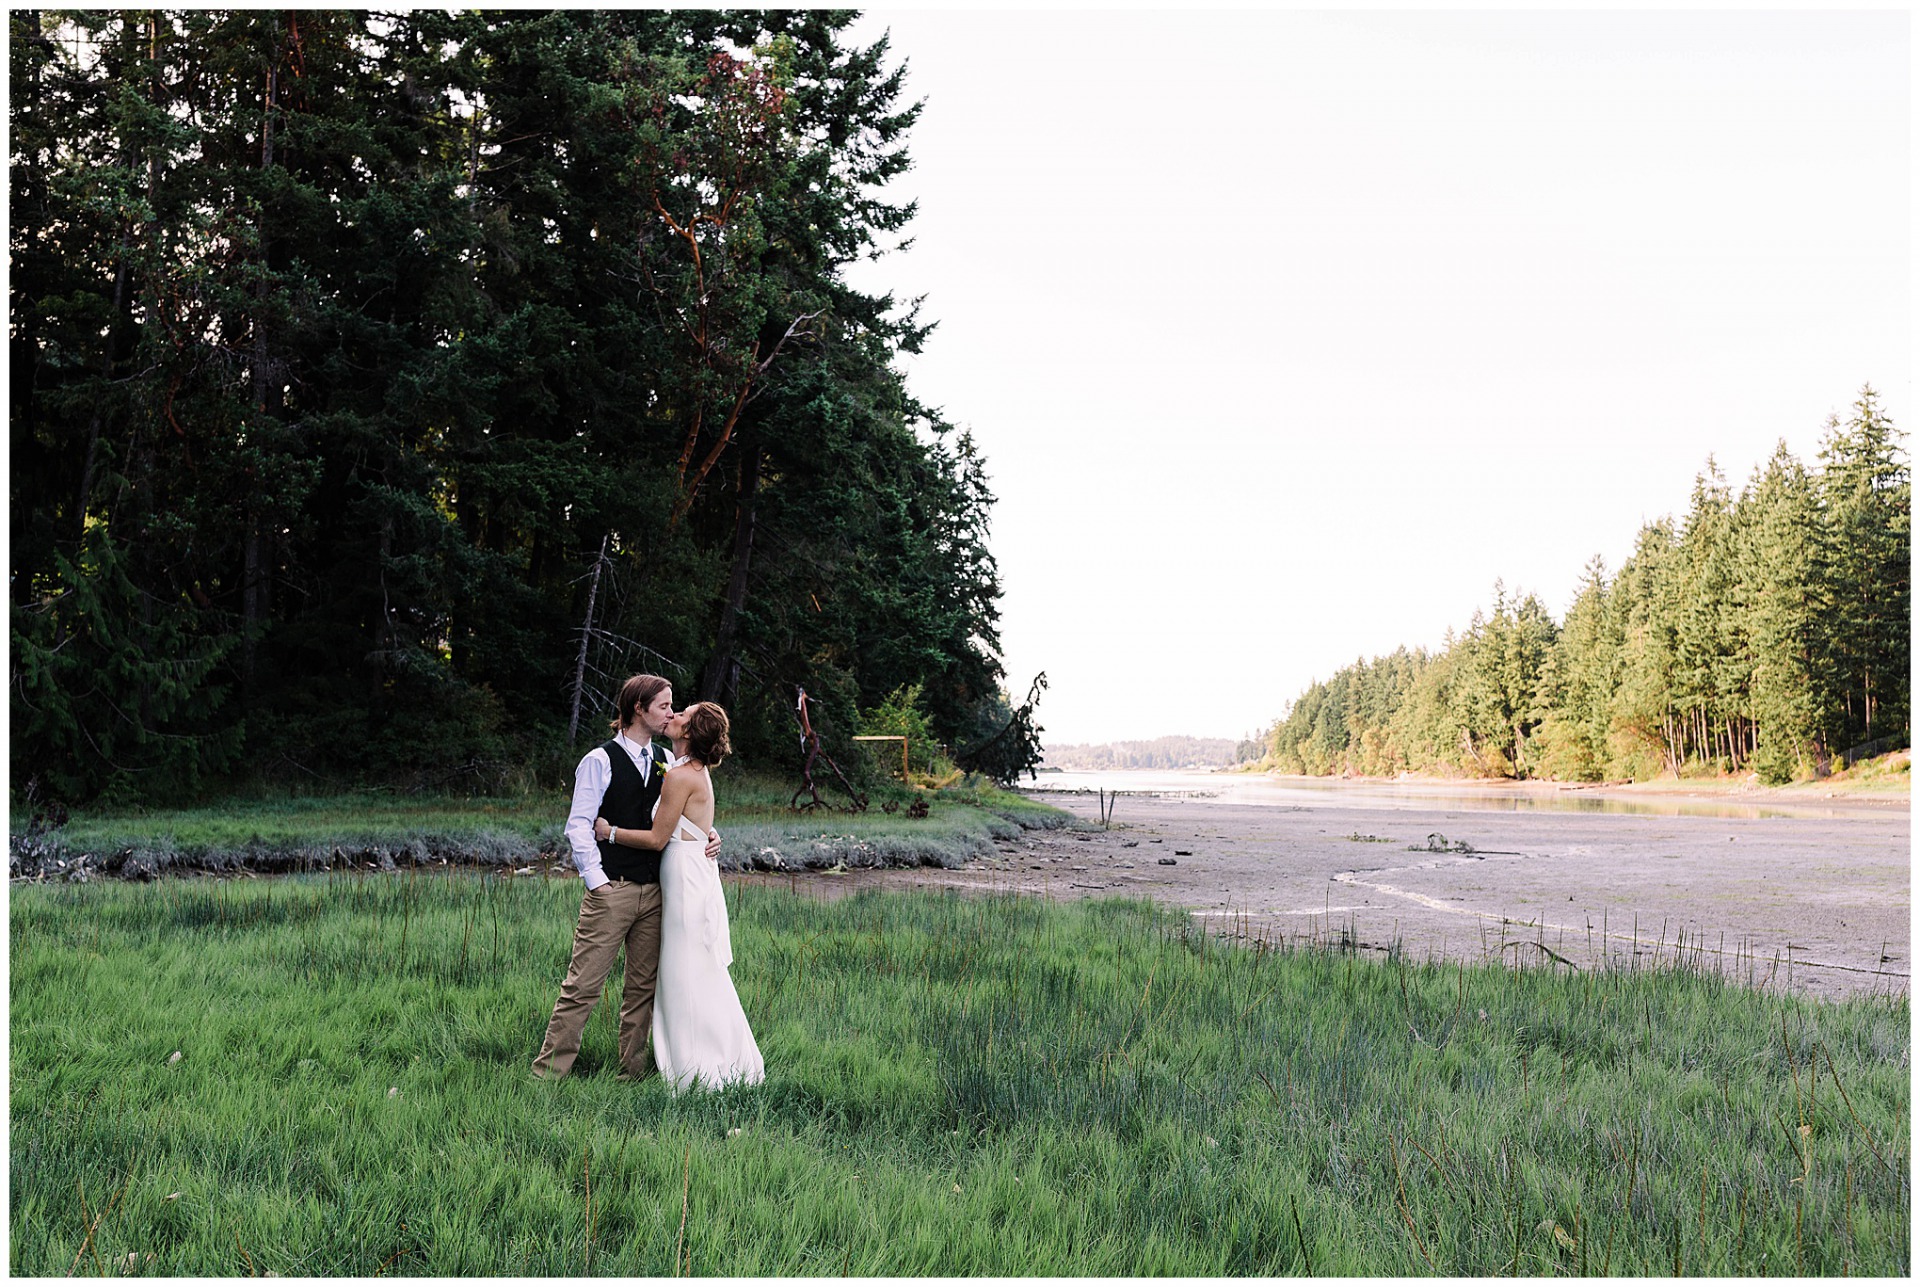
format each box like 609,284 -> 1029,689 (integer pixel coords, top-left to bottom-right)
737,782 -> 1910,1003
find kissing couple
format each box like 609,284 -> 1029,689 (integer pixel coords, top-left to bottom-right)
530,674 -> 764,1092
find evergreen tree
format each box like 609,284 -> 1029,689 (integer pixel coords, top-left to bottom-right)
11,11 -> 1020,801
1673,460 -> 1744,769
1533,557 -> 1617,781
1608,521 -> 1685,776
1737,443 -> 1830,781
1817,386 -> 1910,753
1255,404 -> 1906,786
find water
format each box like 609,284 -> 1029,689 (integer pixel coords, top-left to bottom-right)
1021,768 -> 1883,819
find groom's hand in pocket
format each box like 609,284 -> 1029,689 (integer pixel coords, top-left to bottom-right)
705,828 -> 722,861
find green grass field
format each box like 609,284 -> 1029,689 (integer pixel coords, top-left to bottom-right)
10,875 -> 1909,1275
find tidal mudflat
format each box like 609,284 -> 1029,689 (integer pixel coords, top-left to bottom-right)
757,776 -> 1909,1002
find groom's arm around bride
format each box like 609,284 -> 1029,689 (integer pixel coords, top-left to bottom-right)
529,674 -> 718,1081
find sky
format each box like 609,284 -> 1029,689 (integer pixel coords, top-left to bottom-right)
840,8 -> 1911,746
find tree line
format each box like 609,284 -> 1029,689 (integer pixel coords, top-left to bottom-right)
1261,389 -> 1908,784
1041,736 -> 1242,771
11,10 -> 1031,803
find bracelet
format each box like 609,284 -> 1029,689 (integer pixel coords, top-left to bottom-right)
611,826 -> 619,847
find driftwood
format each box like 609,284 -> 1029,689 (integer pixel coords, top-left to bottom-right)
790,687 -> 866,813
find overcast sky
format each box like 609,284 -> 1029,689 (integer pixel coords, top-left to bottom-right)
841,8 -> 1911,746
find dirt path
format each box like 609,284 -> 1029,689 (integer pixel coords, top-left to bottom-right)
737,785 -> 1910,1003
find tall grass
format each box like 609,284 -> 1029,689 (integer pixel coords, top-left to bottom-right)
10,874 -> 1909,1275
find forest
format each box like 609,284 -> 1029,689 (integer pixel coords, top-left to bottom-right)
1261,389 -> 1909,784
10,10 -> 1040,804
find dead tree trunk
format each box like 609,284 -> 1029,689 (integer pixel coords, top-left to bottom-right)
569,533 -> 610,743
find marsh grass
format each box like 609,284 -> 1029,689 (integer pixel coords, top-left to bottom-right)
10,876 -> 1909,1275
10,774 -> 1068,880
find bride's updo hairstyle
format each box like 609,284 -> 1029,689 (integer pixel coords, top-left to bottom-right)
683,702 -> 732,768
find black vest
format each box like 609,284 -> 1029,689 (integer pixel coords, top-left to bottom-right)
597,738 -> 665,884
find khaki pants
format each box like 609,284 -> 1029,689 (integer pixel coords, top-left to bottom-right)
532,880 -> 663,1079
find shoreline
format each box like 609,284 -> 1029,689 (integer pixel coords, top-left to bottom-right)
1034,755 -> 1909,810
7,787 -> 1076,885
981,778 -> 1910,1002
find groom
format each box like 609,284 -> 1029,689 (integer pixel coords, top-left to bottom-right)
531,673 -> 721,1080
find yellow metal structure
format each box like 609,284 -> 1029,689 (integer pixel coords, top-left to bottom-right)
851,735 -> 910,780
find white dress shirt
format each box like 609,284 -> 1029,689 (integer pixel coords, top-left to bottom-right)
564,731 -> 661,891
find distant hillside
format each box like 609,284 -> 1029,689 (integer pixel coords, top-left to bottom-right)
1040,735 -> 1244,771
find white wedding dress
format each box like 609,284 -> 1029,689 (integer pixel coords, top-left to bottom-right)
653,802 -> 764,1093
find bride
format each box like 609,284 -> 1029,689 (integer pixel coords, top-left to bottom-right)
595,702 -> 763,1092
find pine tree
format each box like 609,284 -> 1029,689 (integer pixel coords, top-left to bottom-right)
12,12 -> 1018,800
1737,443 -> 1830,781
1817,386 -> 1910,754
1607,522 -> 1684,777
1535,557 -> 1616,781
1254,418 -> 1905,786
1673,460 -> 1742,769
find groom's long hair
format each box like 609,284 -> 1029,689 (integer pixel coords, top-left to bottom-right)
611,674 -> 671,734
